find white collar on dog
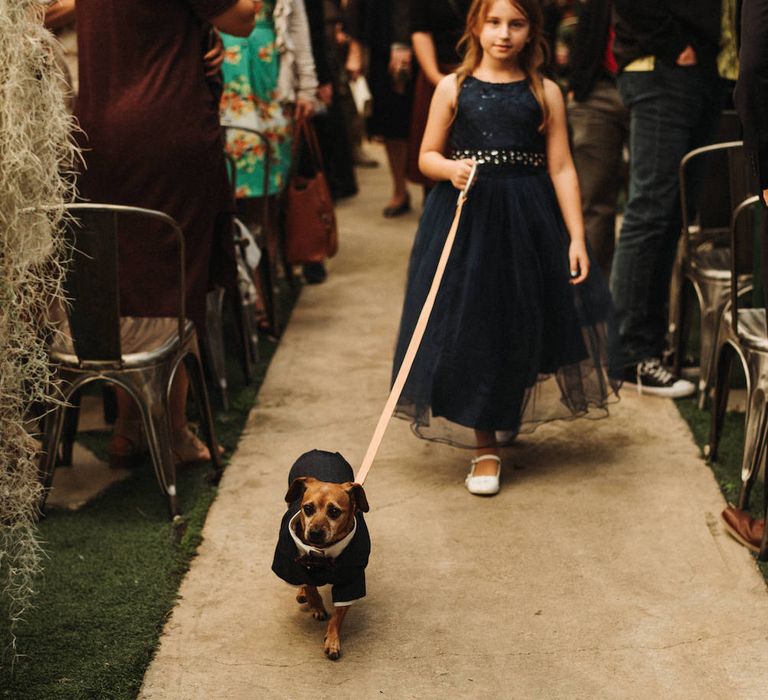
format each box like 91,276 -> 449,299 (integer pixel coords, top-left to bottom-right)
288,511 -> 357,560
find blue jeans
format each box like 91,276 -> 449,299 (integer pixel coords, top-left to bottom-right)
609,62 -> 725,374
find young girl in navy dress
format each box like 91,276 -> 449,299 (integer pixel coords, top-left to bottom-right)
392,0 -> 618,495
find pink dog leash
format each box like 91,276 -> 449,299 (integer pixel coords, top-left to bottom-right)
355,162 -> 478,485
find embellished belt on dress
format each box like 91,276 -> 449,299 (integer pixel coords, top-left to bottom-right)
450,148 -> 547,168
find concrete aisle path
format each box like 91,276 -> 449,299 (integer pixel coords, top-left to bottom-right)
141,149 -> 768,699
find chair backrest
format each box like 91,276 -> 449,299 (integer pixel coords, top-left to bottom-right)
679,141 -> 746,241
729,195 -> 763,333
62,203 -> 185,366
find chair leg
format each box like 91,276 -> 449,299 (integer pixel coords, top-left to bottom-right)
39,402 -> 68,508
668,254 -> 687,378
203,288 -> 230,411
128,375 -> 179,518
59,390 -> 81,466
706,342 -> 733,463
696,282 -> 730,410
184,351 -> 224,482
737,403 -> 763,511
259,236 -> 281,337
229,289 -> 255,384
738,361 -> 768,511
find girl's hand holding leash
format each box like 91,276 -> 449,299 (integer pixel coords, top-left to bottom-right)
568,240 -> 589,284
451,159 -> 476,190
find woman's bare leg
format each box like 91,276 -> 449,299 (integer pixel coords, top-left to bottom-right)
112,366 -> 209,461
384,138 -> 409,208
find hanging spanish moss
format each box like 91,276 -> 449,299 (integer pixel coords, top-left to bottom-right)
0,0 -> 78,658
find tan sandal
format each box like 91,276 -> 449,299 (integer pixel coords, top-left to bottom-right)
172,424 -> 222,466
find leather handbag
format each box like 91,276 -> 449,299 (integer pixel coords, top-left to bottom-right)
283,118 -> 338,265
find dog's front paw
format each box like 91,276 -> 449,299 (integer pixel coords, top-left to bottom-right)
297,586 -> 328,620
324,635 -> 341,661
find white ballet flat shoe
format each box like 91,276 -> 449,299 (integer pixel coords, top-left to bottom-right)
465,454 -> 501,496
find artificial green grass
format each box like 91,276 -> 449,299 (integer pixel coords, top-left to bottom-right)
0,330 -> 280,698
675,397 -> 768,581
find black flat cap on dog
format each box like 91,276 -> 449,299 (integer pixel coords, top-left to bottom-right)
287,450 -> 354,486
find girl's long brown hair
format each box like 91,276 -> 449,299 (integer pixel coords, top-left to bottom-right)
455,0 -> 549,131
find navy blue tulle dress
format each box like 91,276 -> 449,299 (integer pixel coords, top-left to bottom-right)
392,76 -> 619,448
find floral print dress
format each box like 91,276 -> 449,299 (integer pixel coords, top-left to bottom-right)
220,0 -> 293,197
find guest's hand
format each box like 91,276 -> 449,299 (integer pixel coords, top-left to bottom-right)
44,0 -> 76,30
346,39 -> 364,79
203,30 -> 225,76
676,45 -> 697,66
334,23 -> 348,46
763,188 -> 768,207
317,83 -> 333,105
295,97 -> 315,121
389,45 -> 412,78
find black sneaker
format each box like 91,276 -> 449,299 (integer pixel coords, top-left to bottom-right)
624,358 -> 696,398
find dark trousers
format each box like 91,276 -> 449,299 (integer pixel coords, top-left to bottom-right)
609,62 -> 724,373
568,78 -> 630,277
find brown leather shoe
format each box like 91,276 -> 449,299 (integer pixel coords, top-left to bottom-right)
721,506 -> 765,553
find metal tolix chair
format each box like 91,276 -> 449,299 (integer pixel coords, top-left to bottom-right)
706,195 -> 768,560
669,141 -> 751,408
41,204 -> 222,518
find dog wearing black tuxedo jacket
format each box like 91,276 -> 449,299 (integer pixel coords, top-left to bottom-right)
272,450 -> 370,660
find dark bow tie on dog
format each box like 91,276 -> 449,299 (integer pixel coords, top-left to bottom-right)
295,551 -> 337,573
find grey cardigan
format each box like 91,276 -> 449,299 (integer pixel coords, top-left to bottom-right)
273,0 -> 319,103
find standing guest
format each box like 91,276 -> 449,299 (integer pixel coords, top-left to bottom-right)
219,0 -> 320,287
220,0 -> 317,199
303,0 -> 353,283
407,0 -> 472,194
392,0 -> 617,495
608,0 -> 725,397
721,0 -> 768,552
565,0 -> 629,277
306,0 -> 358,202
75,0 -> 257,466
346,0 -> 414,217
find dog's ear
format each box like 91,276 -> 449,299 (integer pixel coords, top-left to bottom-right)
345,482 -> 369,513
285,477 -> 310,504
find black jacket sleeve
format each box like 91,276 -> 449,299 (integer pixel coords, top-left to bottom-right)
613,0 -> 721,70
304,0 -> 332,85
734,0 -> 768,190
567,0 -> 612,102
614,0 -> 687,67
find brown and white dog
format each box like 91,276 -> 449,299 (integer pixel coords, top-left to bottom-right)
271,450 -> 370,660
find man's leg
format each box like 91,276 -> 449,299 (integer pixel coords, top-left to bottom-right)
610,64 -> 720,376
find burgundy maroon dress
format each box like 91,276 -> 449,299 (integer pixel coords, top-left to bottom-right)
75,0 -> 237,334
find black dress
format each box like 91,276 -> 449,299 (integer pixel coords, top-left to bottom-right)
392,76 -> 619,447
348,0 -> 413,139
